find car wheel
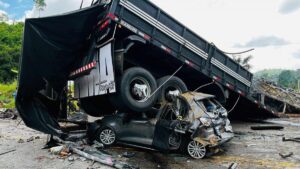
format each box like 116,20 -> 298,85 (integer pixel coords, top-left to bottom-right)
110,67 -> 157,112
168,132 -> 181,150
97,128 -> 116,146
157,76 -> 187,103
187,140 -> 206,159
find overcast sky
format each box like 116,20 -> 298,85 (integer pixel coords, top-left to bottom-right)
1,0 -> 300,72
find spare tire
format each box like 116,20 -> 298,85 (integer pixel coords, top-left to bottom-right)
157,76 -> 188,104
110,67 -> 157,112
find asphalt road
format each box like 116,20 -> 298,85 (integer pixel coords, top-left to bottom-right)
0,118 -> 300,169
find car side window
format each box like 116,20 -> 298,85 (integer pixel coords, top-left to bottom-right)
202,99 -> 216,112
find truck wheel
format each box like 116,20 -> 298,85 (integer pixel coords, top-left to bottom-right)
157,76 -> 188,103
111,67 -> 158,112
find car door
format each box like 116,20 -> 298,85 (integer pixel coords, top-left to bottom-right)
152,105 -> 175,150
118,113 -> 155,146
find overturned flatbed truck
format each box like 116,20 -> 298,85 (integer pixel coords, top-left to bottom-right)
17,0 -> 274,136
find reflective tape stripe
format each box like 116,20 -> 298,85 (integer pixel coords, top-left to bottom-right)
211,58 -> 251,87
119,0 -> 208,60
70,61 -> 97,77
119,0 -> 252,88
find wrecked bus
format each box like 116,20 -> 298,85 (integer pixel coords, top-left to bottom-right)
17,0 -> 271,141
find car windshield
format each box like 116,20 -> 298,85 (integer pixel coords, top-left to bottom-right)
201,99 -> 218,112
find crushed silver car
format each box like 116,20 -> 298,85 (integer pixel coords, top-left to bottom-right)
171,92 -> 234,159
91,92 -> 234,159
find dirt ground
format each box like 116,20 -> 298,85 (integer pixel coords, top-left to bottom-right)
1,118 -> 300,169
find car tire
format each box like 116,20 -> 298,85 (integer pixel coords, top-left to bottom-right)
96,127 -> 116,146
110,67 -> 158,112
186,140 -> 206,159
168,131 -> 182,150
157,76 -> 188,104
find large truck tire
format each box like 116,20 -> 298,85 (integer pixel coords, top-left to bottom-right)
80,96 -> 116,117
157,76 -> 188,104
110,67 -> 158,112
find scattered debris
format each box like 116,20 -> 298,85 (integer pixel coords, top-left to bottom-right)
27,136 -> 34,142
18,139 -> 24,143
0,108 -> 18,119
250,125 -> 284,130
59,148 -> 69,157
228,162 -> 238,169
122,152 -> 136,158
51,136 -> 138,169
0,108 -> 7,113
50,146 -> 64,155
279,152 -> 293,158
0,149 -> 16,156
252,79 -> 300,113
264,119 -> 300,127
79,157 -> 87,161
246,144 -> 257,147
68,156 -> 75,161
282,137 -> 300,143
35,136 -> 40,139
71,147 -> 137,169
92,140 -> 104,149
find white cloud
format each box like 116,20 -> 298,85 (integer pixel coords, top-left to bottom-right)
32,0 -> 93,18
18,0 -> 93,22
15,0 -> 300,72
279,0 -> 300,14
235,36 -> 290,48
0,0 -> 10,8
0,10 -> 14,24
150,0 -> 300,72
18,9 -> 34,22
0,10 -> 8,22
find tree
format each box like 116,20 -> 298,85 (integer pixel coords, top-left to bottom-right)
278,70 -> 297,88
0,22 -> 24,83
232,55 -> 253,70
33,0 -> 46,17
0,11 -> 9,22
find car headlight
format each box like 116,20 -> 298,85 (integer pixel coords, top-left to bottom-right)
199,117 -> 211,127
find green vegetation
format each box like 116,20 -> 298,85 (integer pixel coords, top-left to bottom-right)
0,22 -> 23,108
34,0 -> 46,17
254,69 -> 284,82
0,22 -> 24,83
255,69 -> 300,91
0,81 -> 17,108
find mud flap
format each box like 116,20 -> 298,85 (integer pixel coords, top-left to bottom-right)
16,5 -> 106,135
74,43 -> 116,99
16,93 -> 63,135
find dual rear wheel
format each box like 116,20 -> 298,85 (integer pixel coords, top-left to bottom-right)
110,67 -> 188,112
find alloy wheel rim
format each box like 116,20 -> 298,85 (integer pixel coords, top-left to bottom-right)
100,129 -> 115,145
187,140 -> 206,159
